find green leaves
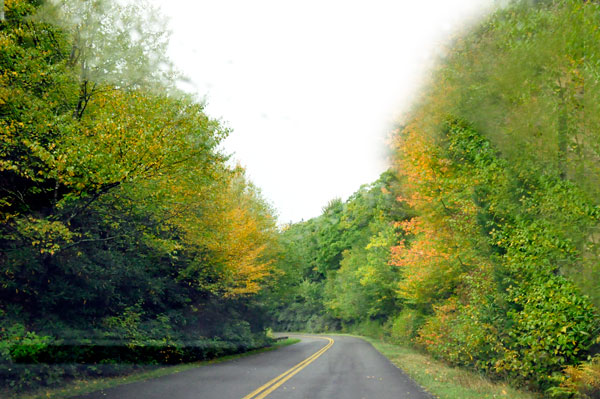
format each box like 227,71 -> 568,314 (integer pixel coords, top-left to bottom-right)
396,118 -> 600,392
0,4 -> 278,394
265,171 -> 407,331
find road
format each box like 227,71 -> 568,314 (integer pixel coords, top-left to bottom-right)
74,335 -> 433,399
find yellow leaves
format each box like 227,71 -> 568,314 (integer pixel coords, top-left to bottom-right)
5,0 -> 25,10
13,217 -> 75,255
216,202 -> 274,296
131,162 -> 276,298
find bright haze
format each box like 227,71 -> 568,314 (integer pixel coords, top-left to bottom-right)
150,0 -> 494,224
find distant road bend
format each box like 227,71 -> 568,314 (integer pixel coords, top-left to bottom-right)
76,335 -> 433,399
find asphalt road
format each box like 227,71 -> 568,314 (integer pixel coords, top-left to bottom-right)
74,335 -> 433,399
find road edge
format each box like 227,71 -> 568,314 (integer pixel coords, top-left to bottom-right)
353,335 -> 541,399
12,339 -> 301,399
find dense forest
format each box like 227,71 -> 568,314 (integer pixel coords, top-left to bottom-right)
0,0 -> 279,392
265,0 -> 600,397
263,171 -> 410,333
2,0 -> 600,398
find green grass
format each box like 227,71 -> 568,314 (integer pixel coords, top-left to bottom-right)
356,335 -> 541,399
9,338 -> 301,399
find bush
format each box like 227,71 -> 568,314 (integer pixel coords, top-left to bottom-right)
348,319 -> 386,339
497,277 -> 600,391
0,318 -> 273,394
386,309 -> 424,344
560,354 -> 600,399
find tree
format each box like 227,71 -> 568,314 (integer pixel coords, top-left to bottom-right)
1,4 -> 279,394
38,0 -> 177,119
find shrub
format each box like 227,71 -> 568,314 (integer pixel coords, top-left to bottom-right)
386,309 -> 424,344
562,354 -> 600,399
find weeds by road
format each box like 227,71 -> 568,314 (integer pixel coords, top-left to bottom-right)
361,336 -> 540,399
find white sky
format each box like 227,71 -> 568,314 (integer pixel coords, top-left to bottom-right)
149,0 -> 495,223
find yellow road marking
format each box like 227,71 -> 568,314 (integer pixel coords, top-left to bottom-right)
241,336 -> 334,399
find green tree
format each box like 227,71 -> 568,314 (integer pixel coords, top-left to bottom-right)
1,2 -> 279,393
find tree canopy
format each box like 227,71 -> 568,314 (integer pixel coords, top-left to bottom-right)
1,0 -> 278,392
265,1 -> 600,397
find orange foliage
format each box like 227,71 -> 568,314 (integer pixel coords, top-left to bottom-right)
389,113 -> 486,307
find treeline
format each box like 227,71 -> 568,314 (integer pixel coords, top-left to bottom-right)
1,0 -> 277,393
267,1 -> 600,397
264,171 -> 410,332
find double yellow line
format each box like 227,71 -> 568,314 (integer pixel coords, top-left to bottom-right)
241,336 -> 334,399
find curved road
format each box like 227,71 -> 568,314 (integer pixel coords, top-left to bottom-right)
75,335 -> 433,399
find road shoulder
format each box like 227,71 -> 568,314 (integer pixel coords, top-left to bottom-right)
356,335 -> 541,399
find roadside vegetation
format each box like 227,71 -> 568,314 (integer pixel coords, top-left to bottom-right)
1,0 -> 279,395
361,336 -> 539,399
264,1 -> 600,398
2,0 -> 600,398
6,338 -> 300,399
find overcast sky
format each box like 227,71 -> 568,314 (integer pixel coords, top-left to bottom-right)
149,0 -> 495,223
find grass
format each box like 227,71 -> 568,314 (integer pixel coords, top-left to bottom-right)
9,338 -> 300,399
355,335 -> 541,399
